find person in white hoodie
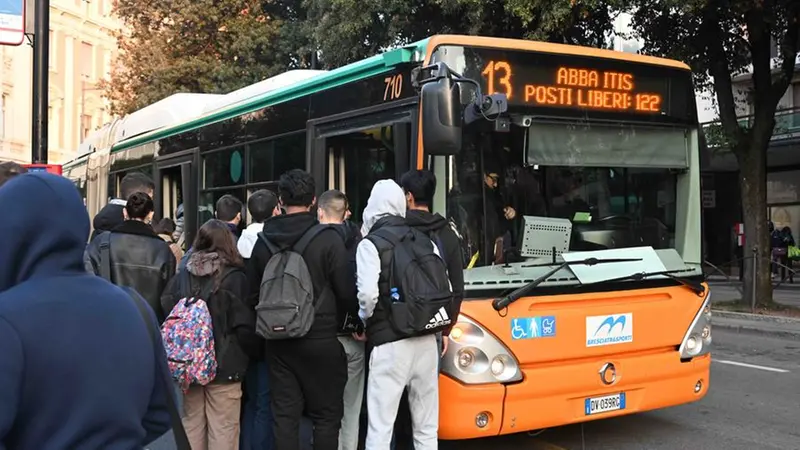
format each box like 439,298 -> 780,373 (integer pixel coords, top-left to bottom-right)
238,189 -> 281,259
357,179 -> 446,450
238,188 -> 280,450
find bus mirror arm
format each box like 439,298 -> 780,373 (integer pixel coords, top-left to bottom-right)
411,63 -> 508,122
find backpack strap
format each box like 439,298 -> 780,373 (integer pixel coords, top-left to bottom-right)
98,232 -> 113,282
257,232 -> 281,256
293,224 -> 331,255
124,287 -> 192,450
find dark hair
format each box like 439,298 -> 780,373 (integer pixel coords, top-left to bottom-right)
120,172 -> 155,200
278,169 -> 316,207
400,169 -> 436,208
0,161 -> 27,188
215,194 -> 243,222
153,217 -> 176,235
318,189 -> 348,222
248,189 -> 279,223
125,192 -> 154,220
193,219 -> 243,267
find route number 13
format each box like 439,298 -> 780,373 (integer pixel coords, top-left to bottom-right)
482,60 -> 513,100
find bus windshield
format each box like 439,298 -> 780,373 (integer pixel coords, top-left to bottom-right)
446,121 -> 691,269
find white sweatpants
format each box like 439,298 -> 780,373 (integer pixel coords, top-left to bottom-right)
365,334 -> 439,450
338,335 -> 366,450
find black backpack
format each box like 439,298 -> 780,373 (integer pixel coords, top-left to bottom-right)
367,225 -> 454,337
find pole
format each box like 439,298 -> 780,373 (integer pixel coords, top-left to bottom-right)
751,246 -> 758,312
31,0 -> 49,164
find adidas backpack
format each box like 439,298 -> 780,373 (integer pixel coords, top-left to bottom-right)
367,225 -> 454,337
161,273 -> 218,392
256,225 -> 329,339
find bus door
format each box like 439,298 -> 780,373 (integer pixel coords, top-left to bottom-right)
308,103 -> 416,224
155,152 -> 197,248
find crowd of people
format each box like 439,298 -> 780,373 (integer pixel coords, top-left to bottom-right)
0,160 -> 464,450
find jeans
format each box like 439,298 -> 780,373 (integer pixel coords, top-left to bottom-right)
338,336 -> 366,450
241,361 -> 274,450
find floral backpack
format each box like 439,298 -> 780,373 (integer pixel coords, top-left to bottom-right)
161,273 -> 218,392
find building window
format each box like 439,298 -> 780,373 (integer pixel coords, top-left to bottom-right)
48,30 -> 54,69
81,114 -> 92,140
0,95 -> 5,139
103,49 -> 112,78
98,0 -> 105,15
767,170 -> 800,204
80,42 -> 93,78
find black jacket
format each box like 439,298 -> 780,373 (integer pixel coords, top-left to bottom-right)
334,220 -> 363,335
405,210 -> 465,335
86,220 -> 176,322
246,212 -> 357,341
91,202 -> 125,241
161,252 -> 257,382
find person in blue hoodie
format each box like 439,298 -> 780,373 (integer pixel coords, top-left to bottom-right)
0,172 -> 173,450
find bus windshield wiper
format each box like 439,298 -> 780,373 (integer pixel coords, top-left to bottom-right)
586,270 -> 706,296
491,257 -> 642,311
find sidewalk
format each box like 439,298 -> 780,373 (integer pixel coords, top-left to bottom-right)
708,281 -> 800,308
712,310 -> 800,340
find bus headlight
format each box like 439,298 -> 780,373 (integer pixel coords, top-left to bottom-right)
679,292 -> 712,359
442,315 -> 522,384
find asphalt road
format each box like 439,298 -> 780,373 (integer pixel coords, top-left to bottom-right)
440,328 -> 800,450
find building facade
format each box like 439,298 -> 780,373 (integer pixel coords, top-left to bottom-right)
0,0 -> 121,164
702,63 -> 800,271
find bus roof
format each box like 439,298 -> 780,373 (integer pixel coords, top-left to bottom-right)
110,35 -> 691,153
111,41 -> 426,152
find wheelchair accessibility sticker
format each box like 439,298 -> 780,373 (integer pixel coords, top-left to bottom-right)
511,316 -> 556,340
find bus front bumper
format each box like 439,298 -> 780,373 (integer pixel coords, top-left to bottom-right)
438,352 -> 710,440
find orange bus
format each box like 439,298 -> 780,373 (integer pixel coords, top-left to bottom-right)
420,36 -> 710,439
65,34 -> 710,440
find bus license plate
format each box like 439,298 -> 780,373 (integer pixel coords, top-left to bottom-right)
585,392 -> 626,415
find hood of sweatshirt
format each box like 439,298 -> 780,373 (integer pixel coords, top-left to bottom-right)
404,209 -> 449,233
0,173 -> 90,293
261,211 -> 317,249
360,179 -> 406,236
237,222 -> 265,258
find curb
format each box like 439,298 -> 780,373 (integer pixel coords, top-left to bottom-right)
711,310 -> 800,340
711,310 -> 800,324
712,321 -> 800,340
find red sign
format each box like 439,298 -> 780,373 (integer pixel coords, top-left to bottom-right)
23,163 -> 62,175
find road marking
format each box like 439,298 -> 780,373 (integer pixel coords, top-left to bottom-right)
714,359 -> 789,373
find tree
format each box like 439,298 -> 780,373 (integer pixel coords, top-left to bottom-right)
104,0 -> 284,115
302,0 -> 616,68
625,0 -> 799,306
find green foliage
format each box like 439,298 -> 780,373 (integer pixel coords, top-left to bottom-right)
303,0 -> 617,68
105,0 -> 283,115
105,0 -> 619,111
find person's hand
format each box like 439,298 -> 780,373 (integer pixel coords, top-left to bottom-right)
352,331 -> 367,342
504,206 -> 516,220
442,337 -> 449,356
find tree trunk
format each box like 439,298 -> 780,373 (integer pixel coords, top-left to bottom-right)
735,135 -> 773,308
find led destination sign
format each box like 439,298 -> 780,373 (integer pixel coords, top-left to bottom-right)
513,67 -> 662,113
453,46 -> 694,122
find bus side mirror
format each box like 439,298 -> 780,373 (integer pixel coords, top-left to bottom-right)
421,77 -> 462,155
